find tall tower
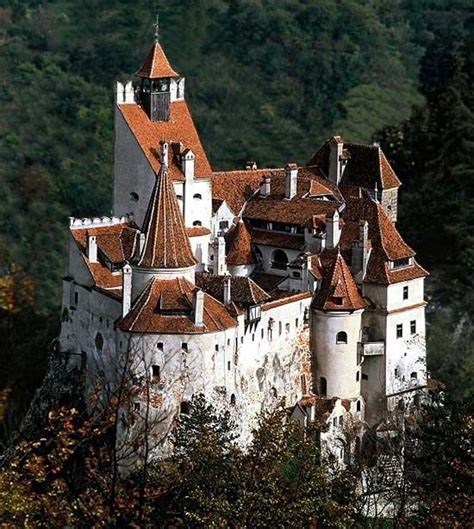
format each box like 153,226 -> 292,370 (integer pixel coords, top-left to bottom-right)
135,16 -> 185,121
311,252 -> 367,399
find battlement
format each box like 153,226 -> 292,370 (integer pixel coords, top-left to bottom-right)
69,213 -> 134,229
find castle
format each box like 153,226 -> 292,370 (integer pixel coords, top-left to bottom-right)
59,30 -> 428,456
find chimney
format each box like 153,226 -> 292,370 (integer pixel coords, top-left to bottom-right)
160,140 -> 169,167
352,220 -> 369,283
285,163 -> 298,200
328,136 -> 344,186
122,264 -> 132,317
326,209 -> 341,249
214,236 -> 227,276
115,81 -> 125,104
260,176 -> 271,198
181,149 -> 195,182
193,289 -> 204,326
223,275 -> 232,304
245,161 -> 257,170
88,234 -> 98,263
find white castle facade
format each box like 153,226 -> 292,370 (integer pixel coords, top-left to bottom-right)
59,34 -> 429,457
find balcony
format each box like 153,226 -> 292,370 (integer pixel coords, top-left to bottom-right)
358,341 -> 385,357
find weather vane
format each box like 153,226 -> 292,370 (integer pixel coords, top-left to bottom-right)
154,11 -> 160,43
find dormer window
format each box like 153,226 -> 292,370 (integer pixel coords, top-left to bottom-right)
392,257 -> 411,269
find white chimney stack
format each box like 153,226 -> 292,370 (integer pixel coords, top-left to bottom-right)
88,234 -> 98,263
326,209 -> 341,249
285,163 -> 298,200
124,81 -> 134,103
260,176 -> 271,198
122,264 -> 132,317
214,236 -> 227,276
160,140 -> 169,167
115,81 -> 125,104
181,149 -> 195,182
223,275 -> 232,305
193,289 -> 204,326
329,136 -> 344,186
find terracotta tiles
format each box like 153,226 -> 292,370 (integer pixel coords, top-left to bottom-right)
118,276 -> 237,334
119,102 -> 212,180
250,229 -> 305,251
135,42 -> 179,79
138,165 -> 196,269
186,227 -> 211,237
196,273 -> 270,306
225,221 -> 256,265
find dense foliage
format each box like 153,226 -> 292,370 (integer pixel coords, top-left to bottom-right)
0,1 -> 472,432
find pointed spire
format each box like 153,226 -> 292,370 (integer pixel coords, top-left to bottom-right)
225,220 -> 256,266
154,11 -> 160,43
137,165 -> 196,269
312,252 -> 366,311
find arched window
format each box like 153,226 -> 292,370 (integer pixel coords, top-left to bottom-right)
193,193 -> 202,200
180,401 -> 191,415
230,394 -> 236,406
130,192 -> 139,202
336,331 -> 348,344
320,377 -> 327,397
271,387 -> 278,398
193,220 -> 202,226
271,249 -> 288,270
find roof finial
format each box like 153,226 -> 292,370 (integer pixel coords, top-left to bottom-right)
153,10 -> 160,43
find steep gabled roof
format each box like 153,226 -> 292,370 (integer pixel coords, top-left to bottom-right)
195,273 -> 271,306
137,165 -> 196,269
118,102 -> 212,180
225,221 -> 256,266
118,277 -> 237,334
312,252 -> 367,311
135,42 -> 179,79
308,139 -> 401,190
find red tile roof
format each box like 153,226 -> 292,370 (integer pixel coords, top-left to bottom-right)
312,252 -> 367,311
186,227 -> 211,237
118,276 -> 237,334
261,291 -> 311,311
195,273 -> 270,306
137,166 -> 196,269
225,221 -> 256,265
250,229 -> 305,251
135,42 -> 179,78
119,102 -> 212,180
308,140 -> 401,190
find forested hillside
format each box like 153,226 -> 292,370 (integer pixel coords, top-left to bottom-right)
0,0 -> 472,434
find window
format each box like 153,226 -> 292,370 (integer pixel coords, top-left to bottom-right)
252,333 -> 255,342
133,402 -> 141,412
176,194 -> 183,200
271,249 -> 288,270
157,342 -> 163,351
74,292 -> 79,305
411,372 -> 418,379
95,332 -> 104,353
320,377 -> 327,397
227,361 -> 231,371
295,318 -> 299,327
393,257 -> 410,269
279,321 -> 282,335
219,220 -> 229,230
333,296 -> 343,305
362,374 -> 368,381
285,323 -> 290,333
151,365 -> 160,381
130,192 -> 139,202
292,271 -> 301,279
192,220 -> 202,226
403,286 -> 409,300
394,368 -> 399,377
356,401 -> 361,412
410,320 -> 416,335
215,344 -> 219,352
336,331 -> 348,344
240,336 -> 244,344
356,371 -> 360,382
227,338 -> 230,346
230,394 -> 236,406
182,342 -> 188,352
339,416 -> 343,426
261,328 -> 264,339
180,401 -> 191,415
332,417 -> 337,427
193,193 -> 202,200
396,324 -> 403,338
271,387 -> 278,398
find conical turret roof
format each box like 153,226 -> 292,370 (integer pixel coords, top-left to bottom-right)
137,164 -> 196,269
312,252 -> 366,311
225,220 -> 256,266
135,42 -> 179,79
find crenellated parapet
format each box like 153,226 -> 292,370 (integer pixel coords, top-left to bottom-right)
69,213 -> 134,229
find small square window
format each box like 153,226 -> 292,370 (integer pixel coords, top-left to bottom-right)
133,402 -> 141,412
410,320 -> 416,335
403,286 -> 409,300
396,324 -> 403,338
157,342 -> 163,351
182,343 -> 188,352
